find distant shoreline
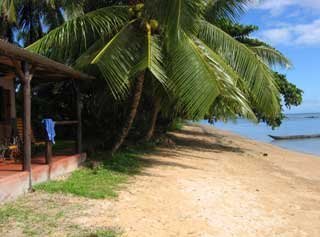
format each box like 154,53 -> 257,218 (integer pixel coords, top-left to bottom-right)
199,114 -> 320,157
210,124 -> 320,157
284,112 -> 320,115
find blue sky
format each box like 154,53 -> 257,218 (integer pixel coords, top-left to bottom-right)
240,0 -> 320,113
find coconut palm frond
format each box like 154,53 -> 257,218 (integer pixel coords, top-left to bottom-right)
198,20 -> 280,117
168,32 -> 221,118
0,0 -> 17,23
250,45 -> 292,69
144,0 -> 168,24
74,36 -> 108,70
147,35 -> 168,88
62,0 -> 86,19
126,33 -> 168,88
205,0 -> 251,22
194,37 -> 256,120
163,0 -> 205,45
27,6 -> 130,62
90,21 -> 146,100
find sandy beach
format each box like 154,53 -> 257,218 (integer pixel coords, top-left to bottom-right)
2,124 -> 320,237
75,124 -> 320,236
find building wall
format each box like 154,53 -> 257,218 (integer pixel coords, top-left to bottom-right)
0,154 -> 86,203
0,74 -> 16,140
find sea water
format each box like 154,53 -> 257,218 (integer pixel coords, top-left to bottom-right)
200,113 -> 320,156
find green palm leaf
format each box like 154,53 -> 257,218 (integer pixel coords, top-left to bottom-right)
147,35 -> 168,87
198,20 -> 280,117
89,21 -> 145,99
205,0 -> 251,22
160,0 -> 205,46
131,33 -> 168,87
250,45 -> 292,69
91,23 -> 168,99
195,37 -> 256,120
74,36 -> 109,70
27,6 -> 130,62
168,32 -> 221,118
0,0 -> 16,23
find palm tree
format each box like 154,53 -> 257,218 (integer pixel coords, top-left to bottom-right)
0,0 -> 16,40
28,0 -> 283,153
0,0 -> 67,44
203,19 -> 291,123
205,20 -> 296,127
14,0 -> 66,45
144,1 -> 292,141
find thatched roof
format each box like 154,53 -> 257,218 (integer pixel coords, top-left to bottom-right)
0,39 -> 94,81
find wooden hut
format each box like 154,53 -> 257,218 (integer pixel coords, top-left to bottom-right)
0,40 -> 94,202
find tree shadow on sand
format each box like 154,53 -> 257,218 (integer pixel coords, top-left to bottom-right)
172,126 -> 224,140
140,157 -> 200,170
99,125 -> 248,175
129,127 -> 248,174
166,132 -> 245,154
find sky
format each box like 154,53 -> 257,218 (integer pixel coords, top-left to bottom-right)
240,0 -> 320,113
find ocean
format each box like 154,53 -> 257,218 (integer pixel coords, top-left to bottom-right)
200,113 -> 320,156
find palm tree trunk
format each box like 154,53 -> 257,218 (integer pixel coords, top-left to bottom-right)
111,72 -> 145,154
144,97 -> 161,142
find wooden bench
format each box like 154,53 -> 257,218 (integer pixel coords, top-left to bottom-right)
16,118 -> 46,146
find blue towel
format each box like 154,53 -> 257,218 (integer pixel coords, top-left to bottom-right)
42,119 -> 56,144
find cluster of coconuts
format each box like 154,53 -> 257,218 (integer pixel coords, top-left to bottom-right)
129,4 -> 159,31
128,3 -> 144,18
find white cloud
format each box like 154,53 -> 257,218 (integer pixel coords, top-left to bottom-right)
261,28 -> 291,44
259,19 -> 320,46
251,0 -> 320,15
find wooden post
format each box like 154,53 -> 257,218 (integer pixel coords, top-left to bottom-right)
12,59 -> 34,191
23,76 -> 32,172
45,141 -> 53,165
45,140 -> 53,180
22,62 -> 33,191
75,83 -> 82,154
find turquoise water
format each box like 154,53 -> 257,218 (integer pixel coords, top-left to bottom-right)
200,113 -> 320,156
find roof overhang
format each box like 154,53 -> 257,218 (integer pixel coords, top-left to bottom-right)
0,40 -> 95,81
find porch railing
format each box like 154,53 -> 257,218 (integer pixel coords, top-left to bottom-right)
44,120 -> 80,166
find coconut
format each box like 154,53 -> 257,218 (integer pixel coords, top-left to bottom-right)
135,3 -> 144,11
150,20 -> 159,30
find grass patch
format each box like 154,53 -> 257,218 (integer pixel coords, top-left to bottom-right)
80,229 -> 118,237
35,150 -> 144,199
0,194 -> 120,237
35,168 -> 126,199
